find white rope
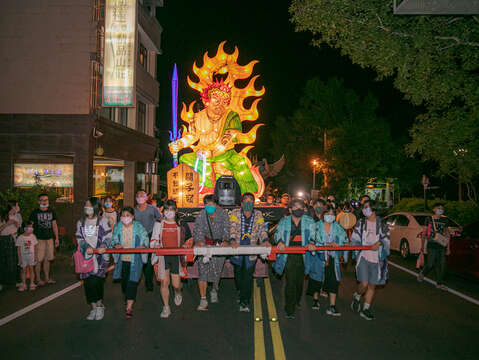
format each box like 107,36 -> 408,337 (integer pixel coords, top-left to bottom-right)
194,245 -> 272,263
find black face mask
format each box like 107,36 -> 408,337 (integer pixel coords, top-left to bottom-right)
292,209 -> 305,218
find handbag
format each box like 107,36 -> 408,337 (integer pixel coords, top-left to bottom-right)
431,219 -> 449,247
73,244 -> 95,274
205,215 -> 220,246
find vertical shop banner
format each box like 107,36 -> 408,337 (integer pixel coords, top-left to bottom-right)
167,164 -> 199,208
103,0 -> 137,107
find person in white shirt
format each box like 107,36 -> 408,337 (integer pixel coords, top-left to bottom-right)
350,200 -> 390,321
15,221 -> 38,291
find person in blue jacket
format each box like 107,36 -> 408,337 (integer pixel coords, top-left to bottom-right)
306,205 -> 348,316
273,198 -> 316,319
110,207 -> 149,319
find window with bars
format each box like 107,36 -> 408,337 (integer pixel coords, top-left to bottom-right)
137,101 -> 146,133
118,108 -> 128,126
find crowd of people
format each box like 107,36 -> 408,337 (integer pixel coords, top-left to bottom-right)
0,189 -> 451,323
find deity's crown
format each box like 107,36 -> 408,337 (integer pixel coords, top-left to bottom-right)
201,79 -> 232,105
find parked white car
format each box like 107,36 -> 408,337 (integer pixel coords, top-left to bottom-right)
384,212 -> 462,258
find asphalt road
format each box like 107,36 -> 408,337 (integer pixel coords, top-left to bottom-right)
0,251 -> 478,360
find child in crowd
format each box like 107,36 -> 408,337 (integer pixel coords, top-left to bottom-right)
15,221 -> 38,291
103,196 -> 118,230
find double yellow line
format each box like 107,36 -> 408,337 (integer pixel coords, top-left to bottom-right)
253,278 -> 286,360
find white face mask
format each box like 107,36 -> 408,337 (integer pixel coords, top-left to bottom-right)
121,216 -> 133,225
136,196 -> 147,205
164,210 -> 176,220
362,207 -> 373,218
435,209 -> 444,216
84,206 -> 94,216
324,214 -> 336,224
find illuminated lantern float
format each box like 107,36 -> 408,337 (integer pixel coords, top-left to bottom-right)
168,42 -> 265,203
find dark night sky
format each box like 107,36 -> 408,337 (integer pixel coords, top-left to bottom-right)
155,0 -> 417,159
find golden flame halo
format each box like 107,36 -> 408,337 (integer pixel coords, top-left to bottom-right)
180,41 -> 265,152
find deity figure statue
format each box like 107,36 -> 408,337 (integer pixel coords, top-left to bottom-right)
168,42 -> 265,195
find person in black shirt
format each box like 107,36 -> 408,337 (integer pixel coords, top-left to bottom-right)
29,193 -> 59,286
274,198 -> 316,318
418,203 -> 449,290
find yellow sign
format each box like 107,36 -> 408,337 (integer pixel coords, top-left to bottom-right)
167,164 -> 199,208
103,0 -> 137,106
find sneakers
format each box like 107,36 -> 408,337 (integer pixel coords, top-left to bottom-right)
86,308 -> 97,321
210,290 -> 218,303
18,283 -> 27,292
360,308 -> 374,321
326,305 -> 341,317
320,291 -> 328,298
125,309 -> 133,319
285,313 -> 295,319
95,306 -> 105,320
351,297 -> 361,313
37,280 -> 46,287
29,283 -> 37,291
239,303 -> 250,312
417,273 -> 424,282
312,299 -> 320,310
197,298 -> 208,311
174,292 -> 183,306
160,306 -> 171,318
46,279 -> 56,285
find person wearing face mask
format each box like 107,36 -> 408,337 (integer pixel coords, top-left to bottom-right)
311,199 -> 326,222
110,207 -> 149,319
273,198 -> 317,319
29,193 -> 59,286
418,203 -> 450,290
75,198 -> 112,320
102,196 -> 117,230
15,221 -> 38,292
0,203 -> 24,289
229,193 -> 271,312
306,206 -> 348,315
193,194 -> 230,311
350,200 -> 390,320
134,190 -> 162,292
150,200 -> 193,318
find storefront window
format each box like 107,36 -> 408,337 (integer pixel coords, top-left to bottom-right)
93,159 -> 124,202
13,163 -> 74,202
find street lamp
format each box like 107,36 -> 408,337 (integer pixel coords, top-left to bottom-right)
312,159 -> 319,189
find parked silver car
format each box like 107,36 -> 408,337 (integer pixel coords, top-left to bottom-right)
384,212 -> 462,258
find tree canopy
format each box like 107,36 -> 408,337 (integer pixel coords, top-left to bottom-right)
290,0 -> 479,200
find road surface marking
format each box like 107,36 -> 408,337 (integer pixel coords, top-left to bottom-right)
0,265 -> 116,327
264,278 -> 286,360
253,279 -> 266,360
0,281 -> 81,327
389,261 -> 479,306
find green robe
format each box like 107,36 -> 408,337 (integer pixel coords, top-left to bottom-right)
179,111 -> 258,193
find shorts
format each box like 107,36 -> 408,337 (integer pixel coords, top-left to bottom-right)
35,239 -> 55,262
19,253 -> 36,268
164,255 -> 180,275
356,257 -> 381,285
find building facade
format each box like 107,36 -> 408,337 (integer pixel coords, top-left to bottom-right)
0,0 -> 163,233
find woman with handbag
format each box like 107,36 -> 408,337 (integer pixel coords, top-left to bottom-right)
75,198 -> 112,320
418,203 -> 450,290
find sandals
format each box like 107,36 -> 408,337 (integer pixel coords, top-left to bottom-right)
125,308 -> 133,319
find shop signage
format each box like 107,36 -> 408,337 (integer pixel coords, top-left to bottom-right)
14,164 -> 74,188
103,0 -> 137,106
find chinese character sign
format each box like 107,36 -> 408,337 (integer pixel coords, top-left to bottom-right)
103,0 -> 137,107
167,164 -> 199,208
